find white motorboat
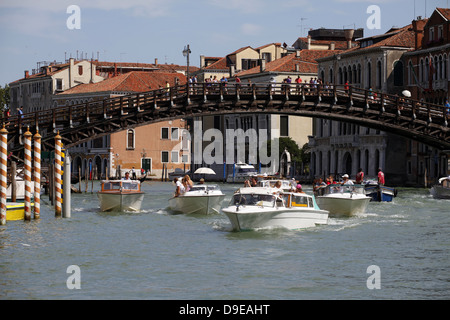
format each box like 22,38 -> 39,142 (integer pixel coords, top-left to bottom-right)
431,176 -> 450,199
97,180 -> 145,212
168,184 -> 226,215
226,163 -> 258,183
222,187 -> 329,231
315,184 -> 371,216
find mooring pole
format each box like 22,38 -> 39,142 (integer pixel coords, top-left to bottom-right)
33,130 -> 41,219
24,128 -> 32,221
55,132 -> 62,217
0,126 -> 7,225
63,154 -> 71,218
11,161 -> 16,202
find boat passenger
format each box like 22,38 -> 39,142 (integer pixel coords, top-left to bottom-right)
199,178 -> 205,184
174,178 -> 185,197
341,174 -> 354,185
273,181 -> 283,195
377,168 -> 385,186
356,168 -> 364,184
296,184 -> 305,193
122,172 -> 131,181
182,175 -> 194,192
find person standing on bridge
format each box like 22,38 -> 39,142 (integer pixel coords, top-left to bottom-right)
445,99 -> 450,118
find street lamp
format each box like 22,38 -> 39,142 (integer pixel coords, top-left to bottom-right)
182,44 -> 191,80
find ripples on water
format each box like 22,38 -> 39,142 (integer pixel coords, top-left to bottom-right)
0,182 -> 449,300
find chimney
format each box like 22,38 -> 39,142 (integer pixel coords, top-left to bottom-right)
69,58 -> 75,88
260,59 -> 266,72
330,42 -> 335,50
230,64 -> 236,77
114,62 -> 117,77
307,35 -> 311,50
412,17 -> 426,50
296,50 -> 301,58
24,70 -> 29,79
295,64 -> 300,72
200,55 -> 205,68
344,29 -> 355,49
154,58 -> 158,65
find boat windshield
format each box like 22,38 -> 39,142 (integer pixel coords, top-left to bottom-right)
189,185 -> 220,192
231,193 -> 276,207
322,184 -> 365,195
102,181 -> 122,190
102,181 -> 140,191
122,182 -> 140,191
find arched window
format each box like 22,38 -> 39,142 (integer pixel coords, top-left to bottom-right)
127,129 -> 135,150
419,58 -> 424,82
393,60 -> 403,86
78,65 -> 83,76
367,61 -> 372,88
376,60 -> 382,89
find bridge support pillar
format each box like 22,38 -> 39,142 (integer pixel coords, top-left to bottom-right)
24,128 -> 32,221
33,130 -> 41,219
0,126 -> 7,225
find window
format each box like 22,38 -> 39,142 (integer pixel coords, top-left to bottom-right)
56,79 -> 63,91
262,52 -> 272,62
438,25 -> 444,40
181,129 -> 190,151
126,129 -> 135,150
161,151 -> 169,163
429,27 -> 435,42
376,60 -> 382,89
171,127 -> 179,140
182,154 -> 189,163
171,151 -> 179,163
78,65 -> 83,76
241,59 -> 259,71
280,116 -> 289,137
161,127 -> 169,139
393,60 -> 403,86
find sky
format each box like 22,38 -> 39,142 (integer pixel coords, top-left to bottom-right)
0,0 -> 449,86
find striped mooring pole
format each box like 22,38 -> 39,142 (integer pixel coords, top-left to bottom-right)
33,130 -> 41,219
24,128 -> 32,221
0,126 -> 7,225
55,132 -> 62,217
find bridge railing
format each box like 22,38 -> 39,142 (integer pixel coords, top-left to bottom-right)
2,82 -> 448,137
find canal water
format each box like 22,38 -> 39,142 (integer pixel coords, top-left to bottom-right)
0,181 -> 448,300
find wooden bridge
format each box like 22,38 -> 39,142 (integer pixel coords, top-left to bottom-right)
4,82 -> 450,158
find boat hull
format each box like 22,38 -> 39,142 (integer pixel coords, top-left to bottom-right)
6,202 -> 35,221
168,194 -> 225,215
316,196 -> 370,216
97,192 -> 144,212
365,185 -> 396,202
431,185 -> 450,199
222,206 -> 329,231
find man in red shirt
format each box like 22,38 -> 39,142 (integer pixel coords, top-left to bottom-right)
377,168 -> 385,185
356,168 -> 364,184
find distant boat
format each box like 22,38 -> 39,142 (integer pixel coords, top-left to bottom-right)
431,176 -> 450,199
364,181 -> 397,202
226,163 -> 258,183
168,184 -> 225,215
97,180 -> 145,212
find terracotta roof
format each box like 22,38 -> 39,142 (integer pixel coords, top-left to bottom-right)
436,7 -> 450,20
58,71 -> 187,95
294,37 -> 352,50
203,57 -> 228,70
236,50 -> 340,76
320,24 -> 415,58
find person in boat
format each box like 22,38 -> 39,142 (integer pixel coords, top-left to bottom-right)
182,175 -> 194,192
296,184 -> 305,193
313,178 -> 327,191
122,172 -> 131,181
377,168 -> 385,186
199,178 -> 205,184
174,178 -> 185,197
273,181 -> 283,195
356,168 -> 364,184
341,174 -> 354,185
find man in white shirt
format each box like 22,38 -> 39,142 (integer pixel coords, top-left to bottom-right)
174,178 -> 185,197
341,174 -> 354,185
